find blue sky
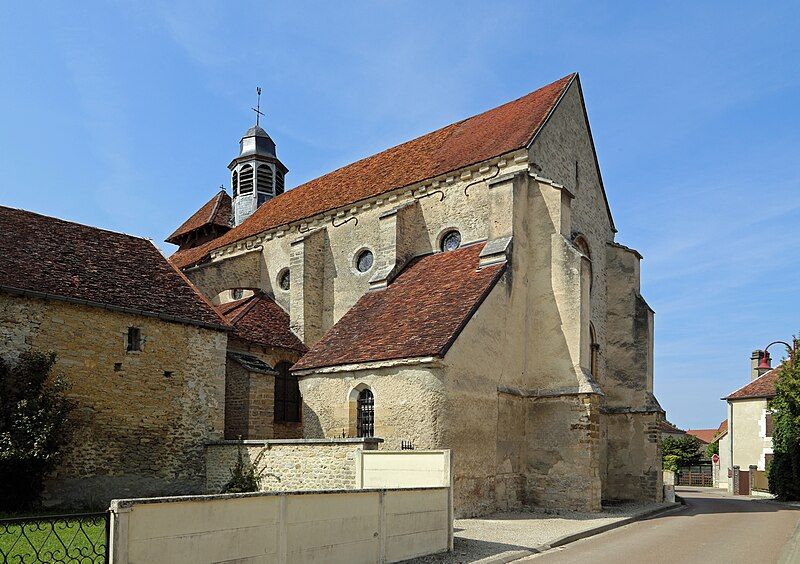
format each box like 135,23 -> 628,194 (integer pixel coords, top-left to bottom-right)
1,2 -> 798,429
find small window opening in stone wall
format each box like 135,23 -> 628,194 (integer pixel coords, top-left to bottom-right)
274,361 -> 301,423
126,327 -> 142,352
163,371 -> 174,378
357,388 -> 375,438
355,249 -> 374,273
278,269 -> 290,291
590,323 -> 599,378
440,230 -> 461,252
114,362 -> 122,372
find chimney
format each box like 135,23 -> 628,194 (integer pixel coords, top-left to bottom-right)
751,349 -> 771,381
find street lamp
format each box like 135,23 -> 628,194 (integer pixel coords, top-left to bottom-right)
757,338 -> 798,370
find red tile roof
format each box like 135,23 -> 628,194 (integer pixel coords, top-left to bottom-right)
686,429 -> 718,444
166,189 -> 232,245
219,292 -> 306,352
724,367 -> 780,400
0,206 -> 226,329
658,421 -> 686,434
170,74 -> 575,268
292,242 -> 506,371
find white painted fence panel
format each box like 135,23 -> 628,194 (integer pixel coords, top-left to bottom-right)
356,450 -> 452,489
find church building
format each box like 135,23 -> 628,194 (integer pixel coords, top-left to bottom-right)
168,73 -> 664,516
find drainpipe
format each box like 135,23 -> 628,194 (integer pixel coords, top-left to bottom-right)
729,400 -> 734,491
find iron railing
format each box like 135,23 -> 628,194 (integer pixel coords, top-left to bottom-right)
0,511 -> 109,564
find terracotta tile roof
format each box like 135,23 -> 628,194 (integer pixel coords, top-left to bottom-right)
0,205 -> 226,329
718,419 -> 728,433
658,421 -> 686,434
166,189 -> 232,245
219,292 -> 306,352
170,74 -> 575,268
686,429 -> 718,444
293,242 -> 505,371
724,366 -> 780,400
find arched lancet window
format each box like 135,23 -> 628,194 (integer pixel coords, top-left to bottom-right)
274,361 -> 301,423
232,171 -> 239,197
357,388 -> 374,438
239,165 -> 254,194
257,165 -> 274,195
574,234 -> 592,291
590,323 -> 599,378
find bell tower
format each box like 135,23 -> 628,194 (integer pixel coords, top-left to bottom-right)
229,88 -> 288,226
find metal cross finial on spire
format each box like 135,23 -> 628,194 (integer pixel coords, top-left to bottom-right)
252,86 -> 265,127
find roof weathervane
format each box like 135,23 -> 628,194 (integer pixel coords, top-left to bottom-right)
252,86 -> 265,127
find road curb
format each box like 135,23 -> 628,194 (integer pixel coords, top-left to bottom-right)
472,502 -> 685,564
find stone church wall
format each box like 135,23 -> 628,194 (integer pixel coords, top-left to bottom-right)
205,438 -> 381,493
0,292 -> 227,507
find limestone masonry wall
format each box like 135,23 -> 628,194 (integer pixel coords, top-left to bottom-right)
0,292 -> 227,507
205,438 -> 381,493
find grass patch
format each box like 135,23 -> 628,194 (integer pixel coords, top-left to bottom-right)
0,513 -> 107,562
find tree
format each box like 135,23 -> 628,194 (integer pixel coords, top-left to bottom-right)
705,440 -> 719,459
0,352 -> 74,510
661,435 -> 702,469
768,344 -> 800,500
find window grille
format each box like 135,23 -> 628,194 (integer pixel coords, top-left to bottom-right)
126,327 -> 141,352
357,388 -> 374,438
274,361 -> 301,423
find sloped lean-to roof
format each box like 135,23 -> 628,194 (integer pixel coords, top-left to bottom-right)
0,205 -> 227,330
292,242 -> 506,372
686,429 -> 719,444
723,366 -> 781,400
218,292 -> 307,352
166,189 -> 232,245
170,74 -> 577,269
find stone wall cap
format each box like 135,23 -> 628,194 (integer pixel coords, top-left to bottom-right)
487,170 -> 524,187
110,485 -> 447,510
205,437 -> 384,446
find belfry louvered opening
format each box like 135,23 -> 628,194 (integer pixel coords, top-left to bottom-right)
257,165 -> 274,195
239,165 -> 254,194
275,170 -> 285,195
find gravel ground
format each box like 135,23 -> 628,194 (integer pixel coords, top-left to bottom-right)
407,501 -> 673,563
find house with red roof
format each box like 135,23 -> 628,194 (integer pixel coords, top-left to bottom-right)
0,206 -> 231,506
166,73 -> 663,516
718,348 -> 783,492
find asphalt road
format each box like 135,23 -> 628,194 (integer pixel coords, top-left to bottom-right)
526,487 -> 800,564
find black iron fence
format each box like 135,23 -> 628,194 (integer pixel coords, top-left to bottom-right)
0,511 -> 109,563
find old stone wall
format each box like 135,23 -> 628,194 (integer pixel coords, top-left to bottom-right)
525,394 -> 602,512
205,438 -> 381,493
602,411 -> 663,502
0,292 -> 228,507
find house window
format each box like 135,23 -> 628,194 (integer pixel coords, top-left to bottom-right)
126,327 -> 141,352
357,388 -> 374,438
766,412 -> 774,437
274,361 -> 301,423
440,230 -> 461,252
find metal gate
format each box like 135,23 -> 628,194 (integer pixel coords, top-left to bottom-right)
677,464 -> 714,487
0,511 -> 109,563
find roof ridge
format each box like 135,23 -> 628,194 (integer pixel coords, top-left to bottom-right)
207,190 -> 226,224
227,292 -> 263,324
0,205 -> 150,242
723,364 -> 782,399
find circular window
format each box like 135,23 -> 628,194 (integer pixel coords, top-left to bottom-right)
278,269 -> 290,291
232,288 -> 244,300
440,230 -> 462,252
356,249 -> 374,273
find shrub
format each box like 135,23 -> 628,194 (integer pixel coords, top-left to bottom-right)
220,448 -> 268,494
768,342 -> 800,500
705,440 -> 719,459
0,352 -> 74,510
663,454 -> 680,472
